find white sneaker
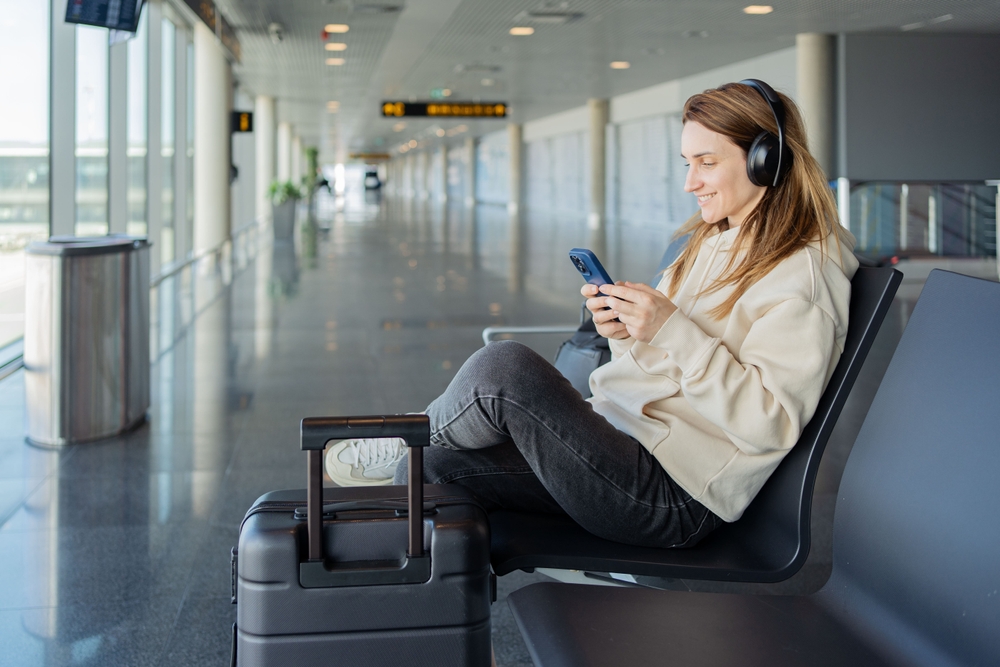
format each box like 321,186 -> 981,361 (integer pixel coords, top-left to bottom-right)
325,438 -> 407,486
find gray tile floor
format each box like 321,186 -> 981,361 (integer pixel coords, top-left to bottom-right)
0,192 -> 964,666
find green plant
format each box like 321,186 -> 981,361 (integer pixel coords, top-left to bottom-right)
267,180 -> 302,205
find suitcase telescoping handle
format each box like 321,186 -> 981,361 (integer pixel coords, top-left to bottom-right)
299,415 -> 431,588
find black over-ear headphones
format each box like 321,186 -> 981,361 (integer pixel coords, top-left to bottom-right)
738,79 -> 788,187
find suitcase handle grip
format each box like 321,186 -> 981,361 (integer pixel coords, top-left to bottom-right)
300,415 -> 430,568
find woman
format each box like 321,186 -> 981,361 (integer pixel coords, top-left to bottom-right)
325,80 -> 857,549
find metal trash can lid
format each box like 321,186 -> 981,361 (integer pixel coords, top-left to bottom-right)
27,235 -> 149,257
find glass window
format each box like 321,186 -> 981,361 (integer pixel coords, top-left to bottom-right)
127,11 -> 148,237
0,0 -> 49,347
160,18 -> 176,264
186,39 -> 194,260
76,25 -> 109,236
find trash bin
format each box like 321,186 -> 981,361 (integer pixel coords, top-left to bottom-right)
24,236 -> 150,446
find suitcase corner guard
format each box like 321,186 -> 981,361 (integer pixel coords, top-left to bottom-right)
299,554 -> 431,588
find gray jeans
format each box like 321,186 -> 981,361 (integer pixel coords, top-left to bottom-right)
394,341 -> 722,549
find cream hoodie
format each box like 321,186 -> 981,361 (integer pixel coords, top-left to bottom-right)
588,225 -> 858,522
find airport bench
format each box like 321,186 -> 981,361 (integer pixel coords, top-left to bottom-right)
507,270 -> 1000,667
490,266 -> 902,585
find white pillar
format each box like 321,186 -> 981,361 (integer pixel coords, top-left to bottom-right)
254,95 -> 275,222
439,146 -> 449,202
417,151 -> 429,199
49,0 -> 76,236
588,99 -> 608,232
173,27 -> 189,259
796,33 -> 837,178
108,39 -> 128,234
407,153 -> 416,198
146,0 -> 162,272
193,21 -> 231,255
277,122 -> 291,182
464,136 -> 477,207
507,123 -> 522,214
291,135 -> 303,186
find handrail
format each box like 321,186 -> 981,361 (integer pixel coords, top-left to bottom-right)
0,338 -> 24,382
151,217 -> 263,287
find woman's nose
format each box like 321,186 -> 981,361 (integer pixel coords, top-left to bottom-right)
683,165 -> 699,193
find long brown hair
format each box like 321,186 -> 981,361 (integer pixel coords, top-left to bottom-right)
666,82 -> 847,319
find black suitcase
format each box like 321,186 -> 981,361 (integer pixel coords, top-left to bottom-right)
232,415 -> 494,666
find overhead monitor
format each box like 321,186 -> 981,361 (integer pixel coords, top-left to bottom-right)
65,0 -> 145,32
381,102 -> 508,118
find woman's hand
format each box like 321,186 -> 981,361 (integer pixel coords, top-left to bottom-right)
599,282 -> 678,344
581,282 -> 630,340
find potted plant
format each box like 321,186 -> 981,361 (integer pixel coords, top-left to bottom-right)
268,180 -> 302,240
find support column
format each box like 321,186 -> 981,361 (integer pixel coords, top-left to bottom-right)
507,123 -> 523,293
291,135 -> 303,186
417,151 -> 430,200
173,27 -> 189,259
193,21 -> 232,255
464,136 -> 477,207
254,95 -> 275,222
146,0 -> 162,272
439,146 -> 449,202
796,33 -> 836,178
588,98 -> 608,234
507,123 -> 522,214
108,39 -> 128,234
277,122 -> 291,182
407,153 -> 416,198
49,0 -> 76,236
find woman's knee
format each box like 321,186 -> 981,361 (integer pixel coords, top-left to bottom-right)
464,341 -> 547,388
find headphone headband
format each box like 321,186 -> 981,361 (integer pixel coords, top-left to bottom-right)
738,78 -> 787,187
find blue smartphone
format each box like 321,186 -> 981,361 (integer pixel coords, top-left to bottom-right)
569,248 -> 614,291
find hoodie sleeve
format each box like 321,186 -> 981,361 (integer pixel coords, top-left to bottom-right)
637,297 -> 838,456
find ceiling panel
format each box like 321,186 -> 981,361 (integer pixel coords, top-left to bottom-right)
217,0 -> 1000,161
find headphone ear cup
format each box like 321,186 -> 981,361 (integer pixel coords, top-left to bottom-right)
746,131 -> 780,187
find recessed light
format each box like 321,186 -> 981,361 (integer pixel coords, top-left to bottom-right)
610,61 -> 630,69
481,78 -> 494,86
325,24 -> 349,33
509,26 -> 534,36
327,101 -> 340,112
325,42 -> 347,51
392,122 -> 406,132
408,140 -> 417,147
743,5 -> 773,14
436,129 -> 446,137
325,57 -> 345,65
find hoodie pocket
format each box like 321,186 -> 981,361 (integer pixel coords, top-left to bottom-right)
592,349 -> 681,413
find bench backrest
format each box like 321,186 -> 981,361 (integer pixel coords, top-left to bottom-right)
824,270 -> 1000,666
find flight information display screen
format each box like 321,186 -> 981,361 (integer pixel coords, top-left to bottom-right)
381,102 -> 508,118
65,0 -> 144,32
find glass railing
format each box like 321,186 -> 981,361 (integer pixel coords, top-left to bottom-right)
839,180 -> 998,260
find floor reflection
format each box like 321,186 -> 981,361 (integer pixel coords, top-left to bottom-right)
0,195 -> 709,665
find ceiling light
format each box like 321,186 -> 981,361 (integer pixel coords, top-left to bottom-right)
519,10 -> 584,24
610,61 -> 630,69
325,42 -> 347,51
408,139 -> 417,147
901,13 -> 953,30
509,26 -> 534,36
393,122 -> 406,132
327,101 -> 340,112
326,57 -> 345,65
742,5 -> 773,14
325,24 -> 349,33
436,129 -> 446,137
481,78 -> 494,86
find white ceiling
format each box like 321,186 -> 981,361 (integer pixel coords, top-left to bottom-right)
214,0 -> 1000,162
